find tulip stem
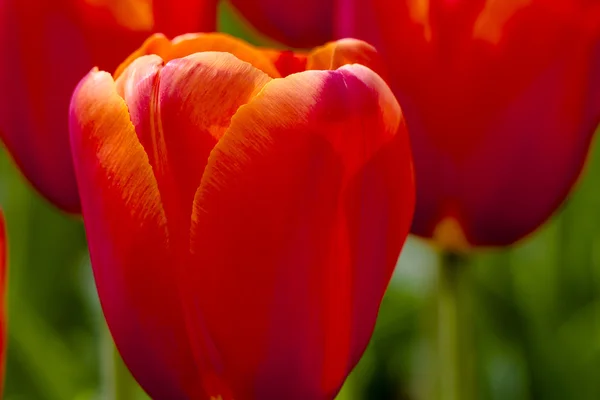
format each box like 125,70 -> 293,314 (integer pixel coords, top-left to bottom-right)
437,251 -> 472,400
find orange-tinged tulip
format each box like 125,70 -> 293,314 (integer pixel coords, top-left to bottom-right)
0,211 -> 5,396
69,34 -> 414,399
336,0 -> 600,248
0,0 -> 217,213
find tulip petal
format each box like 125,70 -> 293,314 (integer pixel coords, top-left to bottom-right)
187,65 -> 414,399
69,70 -> 203,399
116,52 -> 271,245
114,34 -> 172,79
115,33 -> 280,79
457,49 -> 598,245
168,33 -> 280,77
258,49 -> 308,77
306,39 -> 387,80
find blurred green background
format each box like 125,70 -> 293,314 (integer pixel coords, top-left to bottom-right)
1,2 -> 600,399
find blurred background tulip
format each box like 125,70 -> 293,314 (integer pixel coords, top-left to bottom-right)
335,0 -> 600,247
0,0 -> 217,213
69,33 -> 414,399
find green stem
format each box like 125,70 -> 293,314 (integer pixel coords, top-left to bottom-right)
113,343 -> 138,400
437,251 -> 471,400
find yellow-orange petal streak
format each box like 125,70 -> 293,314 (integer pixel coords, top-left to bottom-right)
116,52 -> 271,248
186,65 -> 414,399
69,69 -> 204,398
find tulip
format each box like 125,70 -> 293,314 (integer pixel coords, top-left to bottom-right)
70,33 -> 414,399
0,0 -> 217,213
228,0 -> 334,48
0,210 -> 5,395
333,0 -> 600,248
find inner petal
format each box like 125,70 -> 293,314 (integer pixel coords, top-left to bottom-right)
117,52 -> 272,246
114,32 -> 281,79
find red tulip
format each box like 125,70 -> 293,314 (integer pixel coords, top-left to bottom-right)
228,0 -> 334,48
335,0 -> 600,247
0,0 -> 217,213
69,33 -> 414,399
0,211 -> 5,396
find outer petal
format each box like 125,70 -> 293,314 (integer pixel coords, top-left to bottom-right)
229,0 -> 335,48
186,65 -> 414,399
69,70 -> 203,399
0,211 -> 5,396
